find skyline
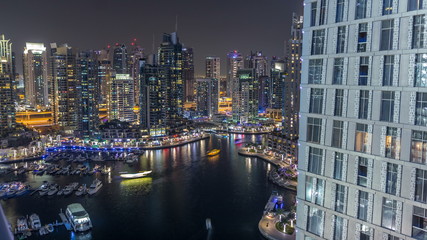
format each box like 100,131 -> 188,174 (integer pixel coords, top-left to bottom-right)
0,0 -> 303,76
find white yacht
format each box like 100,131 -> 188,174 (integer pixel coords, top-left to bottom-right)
29,213 -> 41,230
16,216 -> 29,232
120,170 -> 152,179
65,203 -> 92,232
87,179 -> 102,195
75,184 -> 87,196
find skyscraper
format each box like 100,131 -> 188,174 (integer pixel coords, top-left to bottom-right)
129,45 -> 144,110
112,44 -> 129,74
297,1 -> 427,240
109,73 -> 135,122
23,42 -> 48,109
205,56 -> 221,79
232,69 -> 258,123
226,50 -> 243,97
158,32 -> 183,124
182,47 -> 195,102
0,34 -> 15,136
96,49 -> 112,105
269,57 -> 285,110
196,78 -> 219,118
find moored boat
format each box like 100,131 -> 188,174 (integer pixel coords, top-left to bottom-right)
65,203 -> 92,232
87,179 -> 102,195
207,149 -> 220,156
120,170 -> 152,179
16,216 -> 29,232
29,213 -> 41,230
75,184 -> 87,196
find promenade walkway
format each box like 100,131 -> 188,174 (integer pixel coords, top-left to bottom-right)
141,134 -> 210,150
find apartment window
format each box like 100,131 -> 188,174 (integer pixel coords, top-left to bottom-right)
312,29 -> 326,55
319,0 -> 327,25
333,216 -> 344,240
383,0 -> 393,15
307,206 -> 324,236
388,235 -> 401,240
416,169 -> 427,203
334,152 -> 344,180
360,224 -> 371,240
357,157 -> 369,187
413,206 -> 427,238
380,91 -> 395,122
359,90 -> 369,119
380,20 -> 394,51
307,117 -> 322,143
359,56 -> 369,85
385,162 -> 398,195
336,0 -> 345,22
413,15 -> 426,49
382,198 -> 397,230
335,184 -> 346,213
333,58 -> 344,85
385,127 -> 399,159
411,131 -> 427,164
358,23 -> 368,52
408,0 -> 423,11
311,2 -> 318,26
332,120 -> 344,148
416,92 -> 427,126
355,123 -> 370,153
355,0 -> 367,19
308,59 -> 323,84
309,88 -> 324,114
337,26 -> 346,53
308,147 -> 323,175
334,89 -> 344,116
305,176 -> 325,205
316,179 -> 325,205
358,191 -> 369,221
383,55 -> 394,86
415,54 -> 427,87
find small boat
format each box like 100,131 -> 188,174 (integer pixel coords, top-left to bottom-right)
65,203 -> 92,232
15,186 -> 29,197
57,188 -> 64,196
29,213 -> 41,230
47,187 -> 58,196
87,179 -> 102,195
120,170 -> 152,179
16,216 -> 29,232
207,149 -> 220,156
63,186 -> 73,196
75,184 -> 87,196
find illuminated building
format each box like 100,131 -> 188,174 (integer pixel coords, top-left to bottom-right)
129,45 -> 144,111
226,50 -> 243,97
205,56 -> 220,79
23,42 -> 48,108
96,49 -> 112,105
196,78 -> 219,118
232,69 -> 258,123
0,34 -> 16,136
269,57 -> 285,110
182,47 -> 195,102
109,73 -> 135,122
112,44 -> 129,74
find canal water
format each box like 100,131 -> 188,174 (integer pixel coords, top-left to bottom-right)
0,134 -> 296,240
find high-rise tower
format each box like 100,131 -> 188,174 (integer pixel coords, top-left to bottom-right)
0,34 -> 15,136
182,47 -> 195,102
23,43 -> 48,109
226,51 -> 243,97
206,56 -> 221,79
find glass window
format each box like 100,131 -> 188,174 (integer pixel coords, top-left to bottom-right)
308,59 -> 323,84
359,90 -> 369,119
332,120 -> 343,148
311,2 -> 318,27
333,216 -> 344,240
336,0 -> 345,22
334,89 -> 344,116
337,26 -> 346,54
416,92 -> 427,126
307,206 -> 324,236
415,54 -> 427,87
319,0 -> 327,25
380,91 -> 395,122
306,176 -> 314,202
358,191 -> 369,221
335,184 -> 346,213
359,56 -> 369,85
308,147 -> 323,175
382,198 -> 398,230
358,23 -> 368,52
355,0 -> 367,19
309,88 -> 324,114
408,0 -> 423,11
355,123 -> 370,153
360,224 -> 371,240
383,0 -> 393,15
312,29 -> 326,55
358,157 -> 368,187
305,176 -> 325,206
413,15 -> 426,49
387,235 -> 401,240
334,152 -> 344,180
386,162 -> 398,195
307,117 -> 322,143
380,20 -> 394,51
385,127 -> 399,159
333,58 -> 344,85
383,55 -> 394,86
413,206 -> 427,238
411,130 -> 427,164
415,169 -> 427,203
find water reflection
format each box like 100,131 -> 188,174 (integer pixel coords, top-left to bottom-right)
119,177 -> 152,196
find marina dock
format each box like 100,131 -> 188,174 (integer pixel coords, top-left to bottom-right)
59,213 -> 72,230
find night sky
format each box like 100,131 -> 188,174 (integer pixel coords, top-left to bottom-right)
1,0 -> 303,76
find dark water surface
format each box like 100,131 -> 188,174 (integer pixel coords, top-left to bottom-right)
0,134 -> 295,240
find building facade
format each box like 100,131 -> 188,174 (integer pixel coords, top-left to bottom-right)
226,50 -> 244,97
0,34 -> 15,136
23,42 -> 48,109
109,73 -> 135,122
297,1 -> 427,240
232,69 -> 258,123
206,56 -> 221,79
196,78 -> 219,118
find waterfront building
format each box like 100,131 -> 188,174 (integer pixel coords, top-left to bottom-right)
196,78 -> 219,118
232,69 -> 258,123
112,44 -> 129,74
297,1 -> 427,240
129,45 -> 144,112
23,43 -> 48,109
205,56 -> 221,79
96,49 -> 112,105
182,47 -> 195,102
0,34 -> 16,136
50,43 -> 78,133
109,73 -> 135,122
226,50 -> 244,97
269,57 -> 285,110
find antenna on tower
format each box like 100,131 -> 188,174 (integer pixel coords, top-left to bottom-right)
175,15 -> 178,33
